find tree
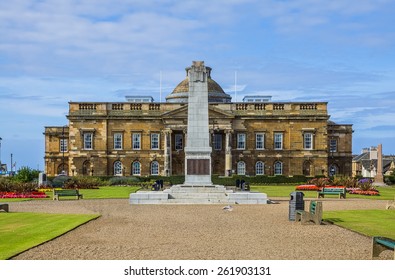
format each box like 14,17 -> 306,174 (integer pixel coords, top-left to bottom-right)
14,166 -> 41,183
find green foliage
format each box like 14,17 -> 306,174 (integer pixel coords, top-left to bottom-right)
51,175 -> 71,187
108,176 -> 141,186
212,175 -> 309,186
0,177 -> 37,193
64,176 -> 105,189
385,176 -> 395,185
332,176 -> 358,188
308,177 -> 332,187
14,166 -> 40,183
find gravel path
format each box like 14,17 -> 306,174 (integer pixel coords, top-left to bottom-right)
7,198 -> 393,260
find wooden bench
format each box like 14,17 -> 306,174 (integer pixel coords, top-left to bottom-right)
372,236 -> 395,260
0,203 -> 9,212
295,200 -> 322,225
53,189 -> 83,200
317,187 -> 346,199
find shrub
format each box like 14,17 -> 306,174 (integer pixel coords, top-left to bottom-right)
14,166 -> 41,183
51,175 -> 71,187
332,176 -> 358,188
108,176 -> 141,186
64,176 -> 104,189
358,178 -> 375,191
308,177 -> 332,187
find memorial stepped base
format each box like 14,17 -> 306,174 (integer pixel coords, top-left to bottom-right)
129,185 -> 267,205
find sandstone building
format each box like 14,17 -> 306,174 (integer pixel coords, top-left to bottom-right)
44,62 -> 353,177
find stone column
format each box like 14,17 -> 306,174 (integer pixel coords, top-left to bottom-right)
374,144 -> 385,186
225,130 -> 233,176
163,130 -> 172,176
184,61 -> 212,186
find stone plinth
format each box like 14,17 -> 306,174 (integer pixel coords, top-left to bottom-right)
129,185 -> 267,205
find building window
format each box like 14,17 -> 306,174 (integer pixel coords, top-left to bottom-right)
274,161 -> 283,175
151,133 -> 160,150
303,133 -> 313,150
274,133 -> 283,150
213,134 -> 222,150
237,161 -> 246,175
330,139 -> 337,153
132,161 -> 141,176
83,133 -> 93,150
329,164 -> 338,176
114,161 -> 122,176
114,133 -> 123,150
256,161 -> 264,175
237,133 -> 246,150
132,133 -> 141,150
151,161 -> 159,176
256,133 -> 265,150
175,134 -> 183,150
60,139 -> 68,152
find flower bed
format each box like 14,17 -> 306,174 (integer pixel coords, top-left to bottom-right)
295,185 -> 346,191
0,191 -> 48,199
347,188 -> 380,196
295,185 -> 319,191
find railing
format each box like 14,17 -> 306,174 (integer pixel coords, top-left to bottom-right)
112,104 -> 124,110
79,103 -> 97,110
130,104 -> 142,110
300,104 -> 317,110
149,104 -> 161,110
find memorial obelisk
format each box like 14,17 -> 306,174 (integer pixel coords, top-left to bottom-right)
183,61 -> 213,186
373,143 -> 386,186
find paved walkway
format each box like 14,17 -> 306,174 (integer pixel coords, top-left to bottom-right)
8,198 -> 392,260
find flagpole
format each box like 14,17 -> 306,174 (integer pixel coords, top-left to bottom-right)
234,71 -> 237,102
160,71 -> 162,103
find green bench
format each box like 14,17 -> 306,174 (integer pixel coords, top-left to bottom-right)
372,236 -> 395,260
0,203 -> 9,212
53,189 -> 83,200
317,187 -> 346,199
295,200 -> 322,225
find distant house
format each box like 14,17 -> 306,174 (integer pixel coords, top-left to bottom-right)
0,163 -> 8,176
352,146 -> 395,177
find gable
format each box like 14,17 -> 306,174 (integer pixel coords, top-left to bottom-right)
161,105 -> 235,119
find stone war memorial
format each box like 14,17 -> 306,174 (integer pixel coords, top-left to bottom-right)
130,61 -> 267,204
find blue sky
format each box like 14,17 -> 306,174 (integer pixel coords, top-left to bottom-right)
1,0 -> 395,170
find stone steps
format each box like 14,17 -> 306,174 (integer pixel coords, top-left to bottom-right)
130,186 -> 268,205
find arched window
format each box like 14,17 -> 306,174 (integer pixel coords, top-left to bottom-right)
237,161 -> 246,175
256,161 -> 264,175
274,161 -> 283,175
303,160 -> 313,176
57,164 -> 68,175
132,161 -> 141,176
82,160 -> 91,176
151,161 -> 159,176
114,161 -> 122,176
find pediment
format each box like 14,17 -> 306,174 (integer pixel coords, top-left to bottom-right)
162,105 -> 234,119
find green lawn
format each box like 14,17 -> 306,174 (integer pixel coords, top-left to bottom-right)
324,210 -> 395,239
76,186 -> 140,199
251,185 -> 395,200
44,186 -> 140,200
0,212 -> 100,260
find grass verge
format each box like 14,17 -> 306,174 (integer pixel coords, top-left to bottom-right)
324,209 -> 395,239
0,212 -> 100,259
251,185 -> 395,200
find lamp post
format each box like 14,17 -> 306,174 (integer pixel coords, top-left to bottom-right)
0,137 -> 2,166
62,126 -> 65,175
